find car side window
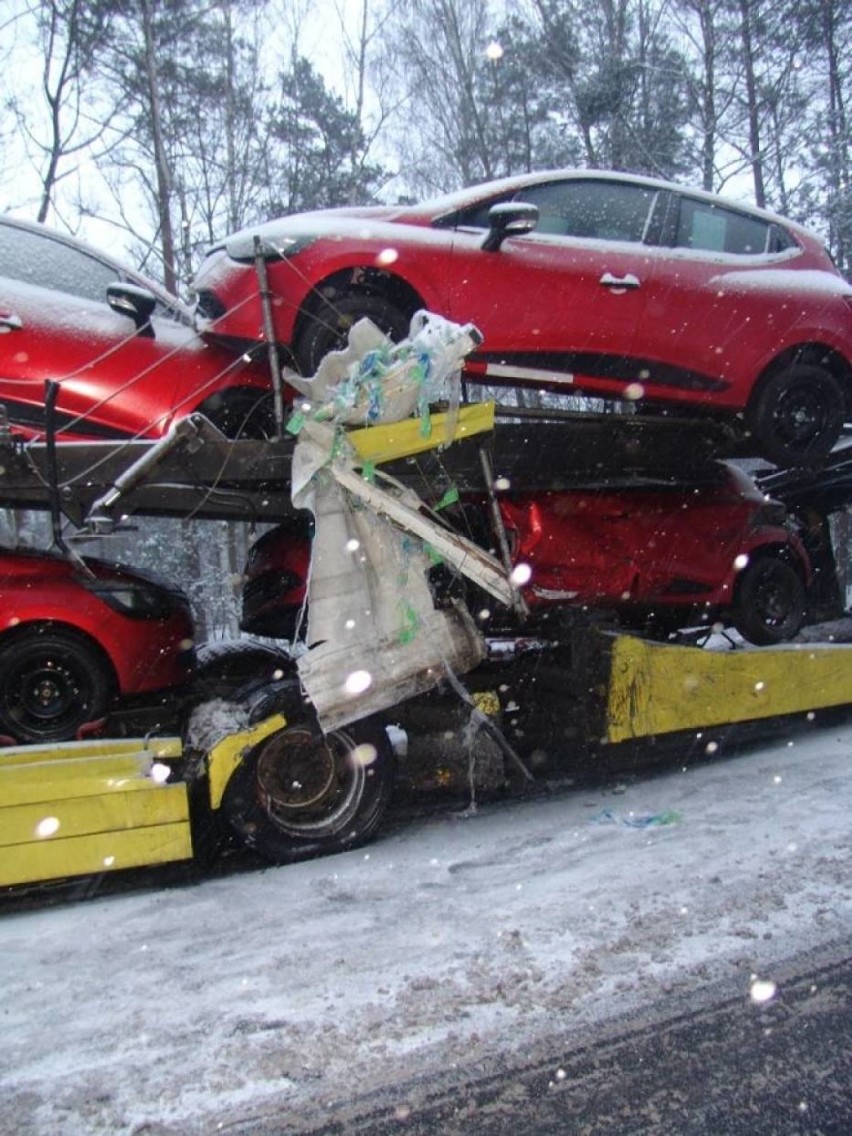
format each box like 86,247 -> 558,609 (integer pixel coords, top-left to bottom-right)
515,181 -> 657,242
0,223 -> 120,303
673,197 -> 784,255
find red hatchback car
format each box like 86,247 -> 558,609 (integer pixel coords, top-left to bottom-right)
0,548 -> 195,743
0,216 -> 272,443
240,463 -> 811,648
495,464 -> 811,644
193,170 -> 852,466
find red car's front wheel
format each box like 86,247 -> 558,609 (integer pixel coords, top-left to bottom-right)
294,294 -> 411,376
0,626 -> 115,743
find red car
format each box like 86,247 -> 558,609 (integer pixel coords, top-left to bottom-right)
239,463 -> 811,647
496,463 -> 810,644
240,515 -> 311,642
193,169 -> 852,466
0,216 -> 273,442
0,547 -> 195,743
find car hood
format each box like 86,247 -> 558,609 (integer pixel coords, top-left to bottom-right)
207,205 -> 430,262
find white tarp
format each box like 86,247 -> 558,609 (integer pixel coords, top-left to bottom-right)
287,312 -> 498,731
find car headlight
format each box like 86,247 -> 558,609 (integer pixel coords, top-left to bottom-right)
226,232 -> 319,263
86,579 -> 188,620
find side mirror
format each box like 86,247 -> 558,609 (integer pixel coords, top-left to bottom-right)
481,202 -> 539,252
107,282 -> 157,335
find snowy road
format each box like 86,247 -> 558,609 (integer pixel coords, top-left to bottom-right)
1,720 -> 850,1135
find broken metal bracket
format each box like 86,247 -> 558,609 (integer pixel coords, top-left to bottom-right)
441,661 -> 534,784
330,461 -> 518,608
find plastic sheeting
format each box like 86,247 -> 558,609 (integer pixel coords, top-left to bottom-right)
287,312 -> 498,731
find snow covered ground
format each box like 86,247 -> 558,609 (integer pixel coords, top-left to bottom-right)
1,719 -> 850,1135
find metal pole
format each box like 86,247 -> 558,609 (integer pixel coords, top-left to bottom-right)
253,236 -> 286,437
44,380 -> 66,553
478,441 -> 527,619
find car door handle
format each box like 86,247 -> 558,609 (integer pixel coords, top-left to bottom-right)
0,311 -> 23,331
599,272 -> 641,291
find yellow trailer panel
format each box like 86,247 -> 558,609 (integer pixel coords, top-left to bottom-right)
1,783 -> 189,849
605,635 -> 852,742
0,819 -> 191,888
0,737 -> 184,766
2,752 -> 177,808
0,738 -> 191,888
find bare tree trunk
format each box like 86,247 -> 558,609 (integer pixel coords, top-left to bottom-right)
140,0 -> 178,293
820,0 -> 850,274
738,0 -> 766,206
698,0 -> 717,190
36,1 -> 72,222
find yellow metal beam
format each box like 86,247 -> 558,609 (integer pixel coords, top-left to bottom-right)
1,750 -> 179,808
1,783 -> 189,849
0,737 -> 183,766
347,402 -> 495,466
0,737 -> 192,888
0,820 -> 192,888
606,635 -> 852,742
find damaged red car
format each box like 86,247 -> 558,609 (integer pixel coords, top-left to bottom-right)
192,169 -> 852,466
495,463 -> 811,644
240,463 -> 811,647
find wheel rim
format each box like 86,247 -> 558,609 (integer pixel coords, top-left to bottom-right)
4,655 -> 93,738
254,727 -> 372,838
752,565 -> 798,630
772,384 -> 831,449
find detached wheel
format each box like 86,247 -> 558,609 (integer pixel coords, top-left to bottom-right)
746,364 -> 845,467
222,718 -> 394,863
0,627 -> 114,743
294,294 -> 410,376
731,555 -> 806,646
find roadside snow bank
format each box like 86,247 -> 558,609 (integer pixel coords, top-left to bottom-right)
1,722 -> 850,1135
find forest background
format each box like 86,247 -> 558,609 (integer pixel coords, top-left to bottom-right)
1,0 -> 849,639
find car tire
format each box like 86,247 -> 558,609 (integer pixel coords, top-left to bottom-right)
746,364 -> 845,467
0,626 -> 115,744
294,294 -> 411,376
194,640 -> 294,701
731,554 -> 807,646
222,716 -> 395,864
